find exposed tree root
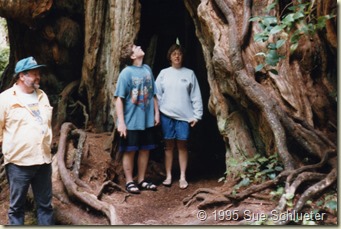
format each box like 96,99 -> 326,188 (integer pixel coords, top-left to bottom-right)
53,197 -> 108,225
70,129 -> 87,178
54,80 -> 80,133
226,170 -> 290,200
56,122 -> 122,225
184,153 -> 336,225
69,101 -> 89,129
272,168 -> 337,225
96,180 -> 127,200
183,187 -> 234,210
182,1 -> 337,225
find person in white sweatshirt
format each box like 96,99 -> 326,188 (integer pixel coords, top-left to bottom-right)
155,44 -> 203,189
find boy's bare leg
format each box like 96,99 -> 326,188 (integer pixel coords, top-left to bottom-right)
122,151 -> 136,184
137,149 -> 150,183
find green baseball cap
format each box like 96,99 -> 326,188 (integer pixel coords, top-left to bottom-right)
15,56 -> 46,74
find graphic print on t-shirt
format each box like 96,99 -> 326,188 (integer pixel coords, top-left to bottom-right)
28,103 -> 43,125
130,73 -> 152,111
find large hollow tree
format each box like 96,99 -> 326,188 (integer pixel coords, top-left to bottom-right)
182,0 -> 337,224
0,0 -> 337,225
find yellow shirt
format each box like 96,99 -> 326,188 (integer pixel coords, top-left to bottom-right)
0,84 -> 53,165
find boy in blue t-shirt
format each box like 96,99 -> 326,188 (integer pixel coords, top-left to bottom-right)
114,43 -> 160,194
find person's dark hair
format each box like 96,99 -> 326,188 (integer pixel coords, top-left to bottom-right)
119,43 -> 134,66
12,71 -> 28,81
167,44 -> 185,63
12,73 -> 19,80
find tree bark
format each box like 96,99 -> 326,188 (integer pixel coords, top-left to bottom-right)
79,0 -> 141,132
182,0 -> 336,224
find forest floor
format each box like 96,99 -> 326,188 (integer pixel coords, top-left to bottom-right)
0,132 -> 337,226
0,178 -> 251,225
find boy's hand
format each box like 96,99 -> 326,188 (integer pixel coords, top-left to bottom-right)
117,123 -> 127,138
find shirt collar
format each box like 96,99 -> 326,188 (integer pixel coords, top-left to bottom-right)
12,84 -> 42,98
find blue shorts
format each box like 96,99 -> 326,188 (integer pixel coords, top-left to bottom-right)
160,113 -> 190,140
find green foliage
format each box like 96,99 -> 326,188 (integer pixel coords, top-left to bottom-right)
0,47 -> 9,77
315,192 -> 338,215
250,0 -> 335,74
0,17 -> 7,28
0,18 -> 9,78
299,192 -> 337,225
221,152 -> 283,195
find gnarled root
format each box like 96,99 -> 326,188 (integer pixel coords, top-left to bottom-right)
56,122 -> 122,225
183,187 -> 232,210
185,153 -> 336,225
233,156 -> 336,225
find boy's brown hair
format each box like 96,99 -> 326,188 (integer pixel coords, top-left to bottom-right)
119,43 -> 134,66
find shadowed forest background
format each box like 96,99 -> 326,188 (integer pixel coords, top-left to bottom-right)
0,0 -> 338,225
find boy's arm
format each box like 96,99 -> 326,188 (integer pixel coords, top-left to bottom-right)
153,96 -> 160,126
115,97 -> 127,138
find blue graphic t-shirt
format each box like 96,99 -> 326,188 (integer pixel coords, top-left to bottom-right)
114,64 -> 156,130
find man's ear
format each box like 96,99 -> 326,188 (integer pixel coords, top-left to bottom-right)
18,72 -> 24,80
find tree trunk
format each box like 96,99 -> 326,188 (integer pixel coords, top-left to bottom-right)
79,0 -> 141,132
182,0 -> 336,224
189,0 -> 335,164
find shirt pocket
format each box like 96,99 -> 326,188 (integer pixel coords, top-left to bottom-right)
7,104 -> 30,123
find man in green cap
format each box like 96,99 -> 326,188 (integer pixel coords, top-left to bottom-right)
0,56 -> 54,225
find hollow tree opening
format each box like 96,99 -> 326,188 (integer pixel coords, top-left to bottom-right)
136,0 -> 226,178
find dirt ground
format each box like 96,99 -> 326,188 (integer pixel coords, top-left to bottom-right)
0,131 -> 243,225
0,132 -> 337,225
0,178 -> 244,225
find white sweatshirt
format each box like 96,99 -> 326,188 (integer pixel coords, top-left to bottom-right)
155,67 -> 203,122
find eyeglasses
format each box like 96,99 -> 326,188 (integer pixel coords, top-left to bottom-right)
171,51 -> 183,56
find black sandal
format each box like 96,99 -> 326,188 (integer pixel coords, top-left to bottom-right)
138,180 -> 157,191
126,182 -> 140,194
